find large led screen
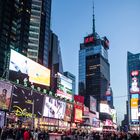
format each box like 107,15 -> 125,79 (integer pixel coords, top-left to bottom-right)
0,81 -> 12,110
11,84 -> 44,117
131,108 -> 138,121
74,104 -> 83,123
100,103 -> 111,115
43,96 -> 66,119
130,70 -> 140,94
56,73 -> 73,101
90,96 -> 96,112
9,49 -> 50,87
64,103 -> 73,122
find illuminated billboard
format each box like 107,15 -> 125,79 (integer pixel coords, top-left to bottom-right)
90,96 -> 96,112
11,85 -> 44,117
64,103 -> 73,122
131,108 -> 138,121
131,99 -> 138,108
100,103 -> 111,115
56,73 -> 73,101
0,81 -> 12,110
9,49 -> 50,87
130,70 -> 140,94
74,104 -> 83,123
43,96 -> 66,119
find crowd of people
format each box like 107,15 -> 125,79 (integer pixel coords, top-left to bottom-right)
0,126 -> 140,140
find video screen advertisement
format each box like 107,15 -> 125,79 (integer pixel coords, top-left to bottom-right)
90,96 -> 97,113
64,103 -> 73,122
0,81 -> 13,110
11,85 -> 44,117
9,49 -> 50,90
56,73 -> 73,101
130,70 -> 140,94
74,104 -> 83,123
100,103 -> 111,115
131,98 -> 138,122
43,96 -> 66,119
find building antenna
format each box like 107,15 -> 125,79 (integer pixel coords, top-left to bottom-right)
92,0 -> 96,35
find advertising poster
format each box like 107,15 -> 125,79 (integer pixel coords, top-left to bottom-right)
74,104 -> 83,123
100,103 -> 111,115
9,49 -> 50,87
90,96 -> 96,112
131,108 -> 138,121
130,70 -> 140,94
43,96 -> 66,119
0,81 -> 12,110
64,103 -> 73,122
11,85 -> 44,117
0,111 -> 5,127
56,73 -> 73,101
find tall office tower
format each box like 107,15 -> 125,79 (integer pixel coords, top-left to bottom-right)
127,51 -> 140,130
64,71 -> 76,95
0,0 -> 51,78
78,5 -> 110,111
49,31 -> 63,91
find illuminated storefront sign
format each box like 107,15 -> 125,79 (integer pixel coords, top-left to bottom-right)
13,105 -> 34,118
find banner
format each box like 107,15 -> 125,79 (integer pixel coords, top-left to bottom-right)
11,85 -> 44,117
0,81 -> 12,110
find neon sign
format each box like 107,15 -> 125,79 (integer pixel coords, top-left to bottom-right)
84,36 -> 94,44
13,105 -> 36,118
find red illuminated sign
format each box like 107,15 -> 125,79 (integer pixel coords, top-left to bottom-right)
131,70 -> 139,76
84,36 -> 94,44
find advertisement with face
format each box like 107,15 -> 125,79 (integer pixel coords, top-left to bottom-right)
9,49 -> 50,87
0,81 -> 13,110
90,96 -> 96,113
11,85 -> 44,117
130,71 -> 140,94
43,96 -> 66,119
56,73 -> 73,101
64,103 -> 73,122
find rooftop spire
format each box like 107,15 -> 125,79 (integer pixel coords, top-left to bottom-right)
92,0 -> 96,34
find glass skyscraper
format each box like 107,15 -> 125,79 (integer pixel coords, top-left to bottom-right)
127,51 -> 140,130
78,4 -> 110,111
0,0 -> 51,78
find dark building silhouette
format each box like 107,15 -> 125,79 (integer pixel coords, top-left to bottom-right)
0,0 -> 52,78
49,31 -> 63,92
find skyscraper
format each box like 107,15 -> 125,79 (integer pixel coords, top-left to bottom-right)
48,31 -> 63,92
0,0 -> 52,78
78,4 -> 110,111
127,51 -> 140,130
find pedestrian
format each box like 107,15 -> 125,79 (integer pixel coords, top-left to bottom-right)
23,129 -> 30,140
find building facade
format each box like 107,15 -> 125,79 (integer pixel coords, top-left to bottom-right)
64,71 -> 76,95
127,51 -> 140,130
79,33 -> 110,111
0,0 -> 52,78
48,31 -> 63,92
